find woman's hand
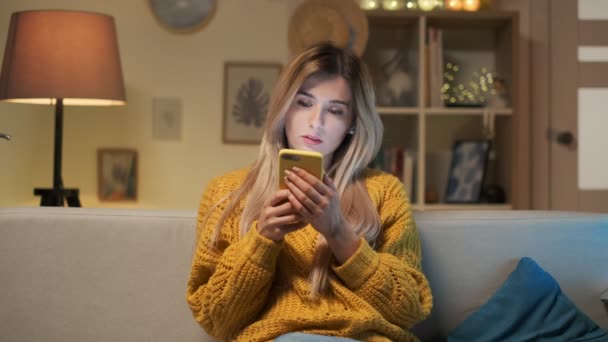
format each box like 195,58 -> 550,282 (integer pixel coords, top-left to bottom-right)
283,168 -> 343,237
257,189 -> 307,241
284,167 -> 360,263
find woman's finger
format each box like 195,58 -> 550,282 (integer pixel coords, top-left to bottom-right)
267,200 -> 296,218
269,214 -> 302,227
281,221 -> 308,233
291,167 -> 329,196
267,189 -> 291,207
285,170 -> 323,204
285,183 -> 315,217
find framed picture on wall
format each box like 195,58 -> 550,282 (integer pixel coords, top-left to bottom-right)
97,148 -> 138,202
445,140 -> 491,203
222,62 -> 282,144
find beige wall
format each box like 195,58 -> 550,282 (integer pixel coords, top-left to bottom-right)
0,0 -> 298,209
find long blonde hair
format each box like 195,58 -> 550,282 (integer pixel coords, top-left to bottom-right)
208,42 -> 384,296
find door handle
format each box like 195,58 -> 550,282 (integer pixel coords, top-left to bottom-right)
556,131 -> 574,146
547,129 -> 575,147
0,133 -> 10,141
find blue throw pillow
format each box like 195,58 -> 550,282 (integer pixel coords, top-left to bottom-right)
447,257 -> 608,342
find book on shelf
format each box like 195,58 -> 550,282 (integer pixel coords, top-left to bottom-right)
427,26 -> 444,108
371,147 -> 418,202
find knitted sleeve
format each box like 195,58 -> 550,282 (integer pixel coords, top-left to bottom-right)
186,175 -> 283,340
332,174 -> 433,329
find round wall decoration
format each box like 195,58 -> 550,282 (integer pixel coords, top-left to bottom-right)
288,0 -> 369,57
148,0 -> 217,33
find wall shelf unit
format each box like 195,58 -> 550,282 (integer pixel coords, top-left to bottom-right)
364,9 -> 525,211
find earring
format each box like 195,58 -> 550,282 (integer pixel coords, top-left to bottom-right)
348,127 -> 355,135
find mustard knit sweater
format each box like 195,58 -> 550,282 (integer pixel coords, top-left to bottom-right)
186,168 -> 432,342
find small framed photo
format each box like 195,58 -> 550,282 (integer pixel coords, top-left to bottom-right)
97,148 -> 138,202
445,140 -> 491,203
152,97 -> 182,141
222,62 -> 282,144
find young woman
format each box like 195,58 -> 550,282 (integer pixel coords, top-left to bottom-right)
186,42 -> 432,341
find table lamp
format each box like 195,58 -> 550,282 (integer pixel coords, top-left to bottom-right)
0,10 -> 126,207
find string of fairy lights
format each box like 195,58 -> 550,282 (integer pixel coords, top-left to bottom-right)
443,64 -> 500,106
359,0 -> 485,11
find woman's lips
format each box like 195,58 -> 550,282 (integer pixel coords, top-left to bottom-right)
302,135 -> 322,145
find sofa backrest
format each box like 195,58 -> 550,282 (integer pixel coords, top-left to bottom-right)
0,207 -> 214,342
415,210 -> 608,337
1,208 -> 607,341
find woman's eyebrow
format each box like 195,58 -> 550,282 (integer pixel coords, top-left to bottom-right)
296,90 -> 315,98
296,90 -> 350,106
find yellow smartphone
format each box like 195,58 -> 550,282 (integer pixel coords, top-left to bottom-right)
278,149 -> 324,189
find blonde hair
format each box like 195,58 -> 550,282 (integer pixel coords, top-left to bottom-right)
208,42 -> 384,296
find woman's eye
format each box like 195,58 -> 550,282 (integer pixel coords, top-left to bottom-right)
297,100 -> 312,107
328,107 -> 344,115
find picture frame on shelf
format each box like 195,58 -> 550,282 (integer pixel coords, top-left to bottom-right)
445,140 -> 491,203
97,148 -> 138,202
222,62 -> 282,144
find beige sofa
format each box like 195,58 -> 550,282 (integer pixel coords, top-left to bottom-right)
0,207 -> 606,341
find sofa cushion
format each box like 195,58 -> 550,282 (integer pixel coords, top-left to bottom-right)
447,257 -> 608,341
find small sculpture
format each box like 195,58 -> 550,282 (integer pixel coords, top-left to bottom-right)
486,77 -> 508,108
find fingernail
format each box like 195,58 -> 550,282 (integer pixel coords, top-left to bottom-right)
292,166 -> 300,172
285,170 -> 292,176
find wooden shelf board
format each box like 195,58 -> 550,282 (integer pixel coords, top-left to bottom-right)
425,107 -> 513,116
377,107 -> 421,115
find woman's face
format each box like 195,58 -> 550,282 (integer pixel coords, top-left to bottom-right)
284,75 -> 354,168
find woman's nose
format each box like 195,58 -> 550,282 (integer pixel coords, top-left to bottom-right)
308,106 -> 324,128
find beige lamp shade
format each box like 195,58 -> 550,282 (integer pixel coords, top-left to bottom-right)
0,10 -> 126,106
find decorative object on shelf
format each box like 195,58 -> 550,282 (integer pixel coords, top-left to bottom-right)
359,0 -> 380,10
371,49 -> 415,106
481,184 -> 506,203
382,0 -> 405,10
463,0 -> 481,11
425,187 -> 440,204
223,62 -> 282,144
0,10 -> 126,208
289,0 -> 369,57
418,0 -> 437,11
148,0 -> 217,34
486,77 -> 509,108
445,0 -> 463,10
442,63 -> 499,107
445,140 -> 491,203
97,148 -> 137,202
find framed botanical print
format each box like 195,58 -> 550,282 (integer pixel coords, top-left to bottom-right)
222,62 -> 282,144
